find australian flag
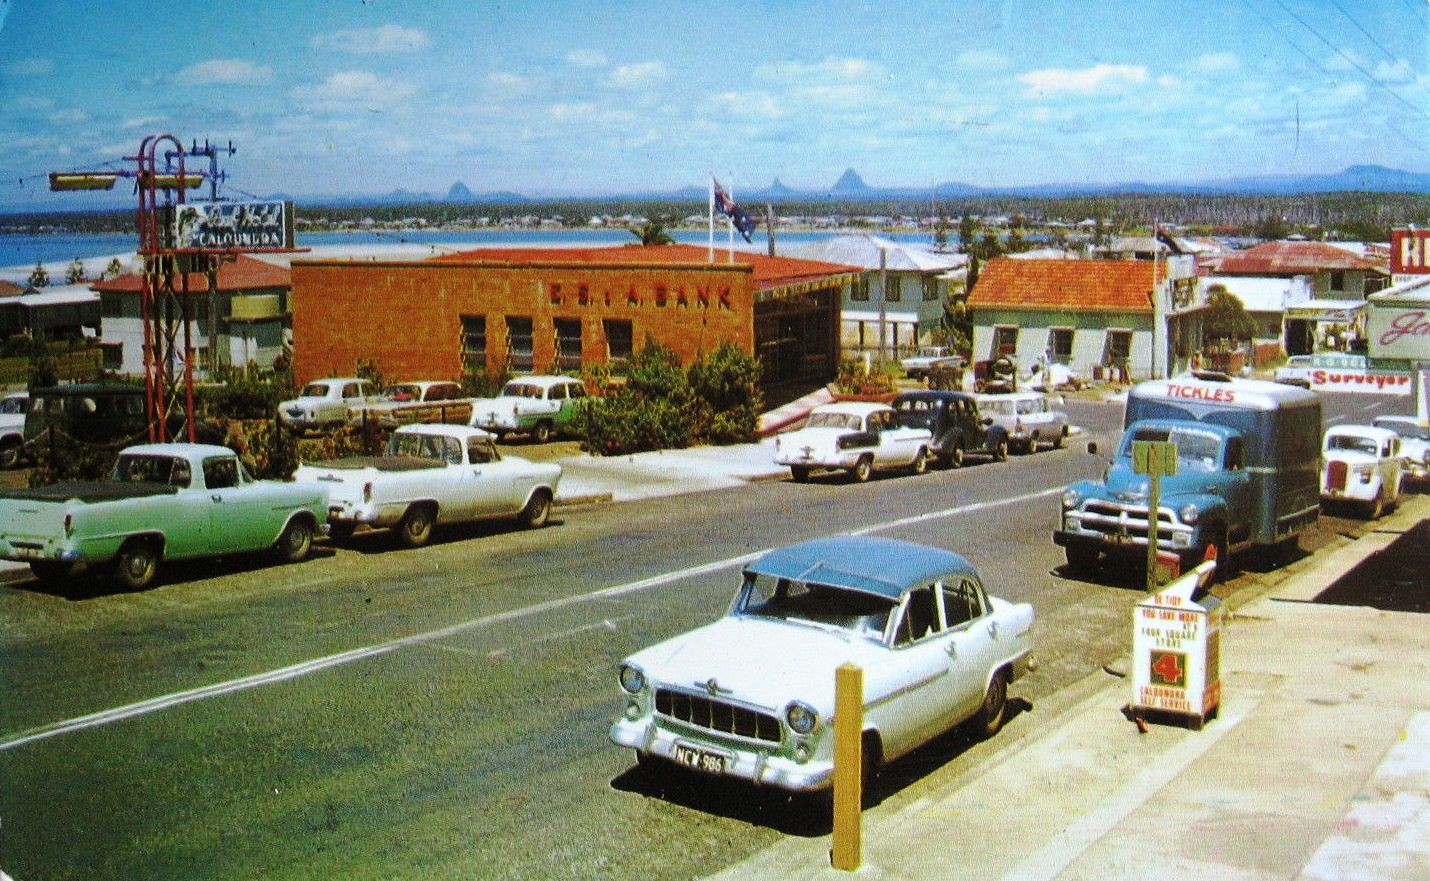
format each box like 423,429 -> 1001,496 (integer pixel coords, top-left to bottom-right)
713,177 -> 758,243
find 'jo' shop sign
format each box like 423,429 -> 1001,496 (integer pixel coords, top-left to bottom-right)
1369,308 -> 1430,361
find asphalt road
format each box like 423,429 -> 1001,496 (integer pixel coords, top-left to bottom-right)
0,393 -> 1413,881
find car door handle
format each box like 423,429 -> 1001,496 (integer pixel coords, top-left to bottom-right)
945,642 -> 957,658
211,495 -> 222,503
987,621 -> 999,639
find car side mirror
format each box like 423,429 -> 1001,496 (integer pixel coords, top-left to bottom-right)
1086,441 -> 1099,455
982,417 -> 993,426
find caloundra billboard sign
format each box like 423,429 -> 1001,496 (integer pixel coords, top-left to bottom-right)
167,200 -> 295,251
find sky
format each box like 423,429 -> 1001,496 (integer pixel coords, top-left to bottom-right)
0,0 -> 1427,209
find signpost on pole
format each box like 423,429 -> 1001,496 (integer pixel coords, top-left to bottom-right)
1132,440 -> 1178,590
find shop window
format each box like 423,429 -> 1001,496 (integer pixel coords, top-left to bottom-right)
604,318 -> 633,374
506,316 -> 534,372
993,326 -> 1018,358
1049,328 -> 1074,363
922,276 -> 940,301
851,277 -> 870,302
460,315 -> 487,373
554,318 -> 582,372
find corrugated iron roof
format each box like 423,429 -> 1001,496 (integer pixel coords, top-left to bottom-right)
1217,241 -> 1383,275
90,253 -> 291,293
967,257 -> 1162,312
787,234 -> 967,272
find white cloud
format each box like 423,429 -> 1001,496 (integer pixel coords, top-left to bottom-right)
566,49 -> 608,68
6,58 -> 54,76
47,108 -> 89,124
487,72 -> 531,94
123,116 -> 165,130
955,49 -> 1011,71
709,91 -> 784,119
607,61 -> 668,89
1018,63 -> 1148,96
179,59 -> 275,85
756,56 -> 885,83
1374,59 -> 1414,84
1191,52 -> 1239,74
311,24 -> 430,54
297,70 -> 418,110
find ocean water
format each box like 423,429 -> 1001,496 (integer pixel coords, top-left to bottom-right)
0,228 -> 947,273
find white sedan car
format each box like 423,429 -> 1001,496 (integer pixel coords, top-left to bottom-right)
774,401 -> 932,482
610,535 -> 1035,792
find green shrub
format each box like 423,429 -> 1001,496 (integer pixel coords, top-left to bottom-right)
575,341 -> 762,455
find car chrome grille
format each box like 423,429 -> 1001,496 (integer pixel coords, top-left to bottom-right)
655,688 -> 781,743
1326,460 -> 1348,491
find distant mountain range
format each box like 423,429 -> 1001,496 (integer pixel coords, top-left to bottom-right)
294,164 -> 1430,206
8,164 -> 1429,214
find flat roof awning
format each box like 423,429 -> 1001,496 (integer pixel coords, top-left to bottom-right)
1285,300 -> 1367,322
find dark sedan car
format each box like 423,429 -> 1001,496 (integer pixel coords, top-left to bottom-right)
892,391 -> 1009,467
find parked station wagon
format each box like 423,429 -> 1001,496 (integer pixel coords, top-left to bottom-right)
610,535 -> 1036,793
470,375 -> 588,442
975,392 -> 1069,454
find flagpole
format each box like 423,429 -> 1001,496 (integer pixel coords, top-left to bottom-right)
708,176 -> 715,263
726,173 -> 735,264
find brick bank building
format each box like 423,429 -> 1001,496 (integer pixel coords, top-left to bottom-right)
289,244 -> 859,398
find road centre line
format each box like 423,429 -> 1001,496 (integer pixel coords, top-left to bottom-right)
0,487 -> 1060,752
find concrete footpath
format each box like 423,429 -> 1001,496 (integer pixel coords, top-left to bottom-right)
552,438 -> 787,505
703,495 -> 1430,881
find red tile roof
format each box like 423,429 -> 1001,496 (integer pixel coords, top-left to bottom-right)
1216,241 -> 1381,275
90,254 -> 291,293
968,258 -> 1162,312
0,280 -> 23,297
431,243 -> 859,290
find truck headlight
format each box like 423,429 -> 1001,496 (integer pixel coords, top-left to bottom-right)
618,663 -> 646,695
1357,466 -> 1374,484
1178,503 -> 1200,524
1062,489 -> 1082,510
785,701 -> 818,734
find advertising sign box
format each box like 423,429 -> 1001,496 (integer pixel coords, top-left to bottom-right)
168,200 -> 295,251
1132,561 -> 1223,729
1391,228 -> 1430,276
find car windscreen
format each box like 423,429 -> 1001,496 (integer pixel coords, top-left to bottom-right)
1124,426 -> 1223,471
734,574 -> 894,640
806,411 -> 861,430
1326,434 -> 1378,455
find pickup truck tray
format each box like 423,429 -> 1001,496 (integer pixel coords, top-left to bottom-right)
0,482 -> 180,503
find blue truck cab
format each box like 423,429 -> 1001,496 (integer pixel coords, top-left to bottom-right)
1055,372 -> 1321,575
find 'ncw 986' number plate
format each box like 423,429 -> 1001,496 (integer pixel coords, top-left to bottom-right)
674,743 -> 729,774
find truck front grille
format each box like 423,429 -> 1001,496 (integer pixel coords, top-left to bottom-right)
655,688 -> 781,743
1079,500 -> 1173,540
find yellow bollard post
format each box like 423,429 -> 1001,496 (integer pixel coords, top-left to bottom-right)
831,662 -> 863,871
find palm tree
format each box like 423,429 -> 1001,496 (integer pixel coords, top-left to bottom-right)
629,221 -> 674,246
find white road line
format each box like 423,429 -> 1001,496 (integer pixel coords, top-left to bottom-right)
0,486 -> 1060,752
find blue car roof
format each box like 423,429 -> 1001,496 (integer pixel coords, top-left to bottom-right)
745,536 -> 977,599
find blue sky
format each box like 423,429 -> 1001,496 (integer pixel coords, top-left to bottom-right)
0,0 -> 1426,209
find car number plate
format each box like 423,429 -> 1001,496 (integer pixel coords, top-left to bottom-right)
674,743 -> 730,774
